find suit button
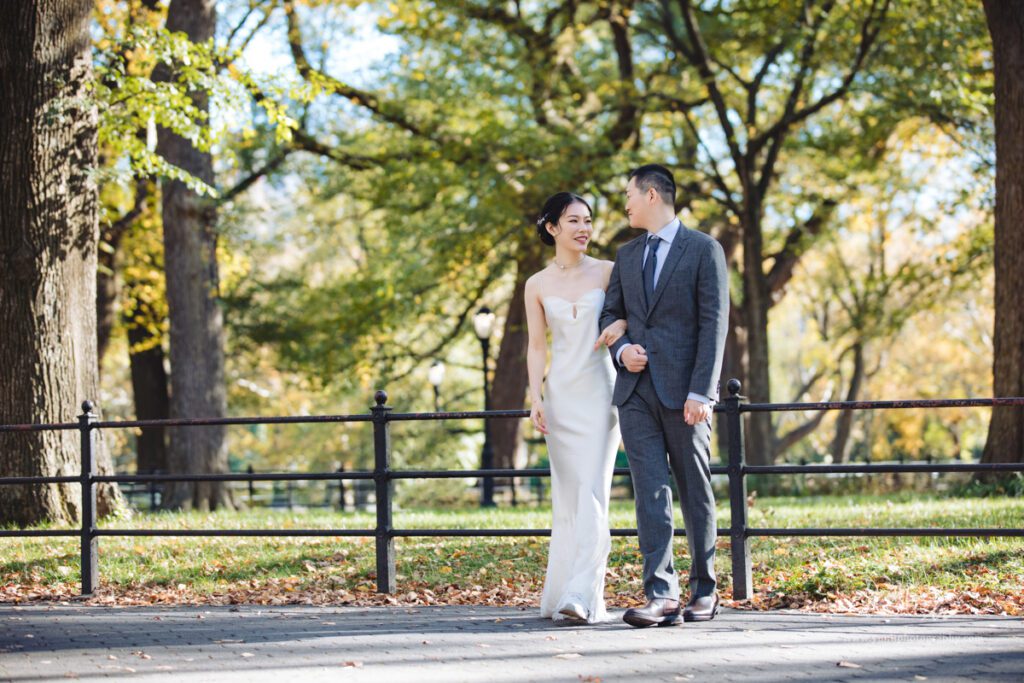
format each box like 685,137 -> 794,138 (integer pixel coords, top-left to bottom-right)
645,323 -> 652,330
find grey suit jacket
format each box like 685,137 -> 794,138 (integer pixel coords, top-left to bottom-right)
599,224 -> 729,409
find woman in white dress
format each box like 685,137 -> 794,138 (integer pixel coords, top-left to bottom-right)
524,192 -> 625,624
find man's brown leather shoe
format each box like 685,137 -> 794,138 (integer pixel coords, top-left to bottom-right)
622,598 -> 681,628
683,593 -> 720,622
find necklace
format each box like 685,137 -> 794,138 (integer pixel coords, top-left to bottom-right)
554,254 -> 585,271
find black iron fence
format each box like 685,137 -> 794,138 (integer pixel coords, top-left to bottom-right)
2,380 -> 1023,600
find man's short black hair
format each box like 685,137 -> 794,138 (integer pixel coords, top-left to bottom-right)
629,164 -> 676,206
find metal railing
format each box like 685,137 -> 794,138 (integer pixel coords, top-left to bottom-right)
2,380 -> 1023,599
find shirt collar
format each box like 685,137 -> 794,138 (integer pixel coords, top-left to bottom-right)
649,217 -> 681,246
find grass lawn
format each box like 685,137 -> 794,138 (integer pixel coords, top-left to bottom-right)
2,493 -> 1021,614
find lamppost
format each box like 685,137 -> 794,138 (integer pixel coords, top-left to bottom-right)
473,306 -> 496,508
428,359 -> 446,412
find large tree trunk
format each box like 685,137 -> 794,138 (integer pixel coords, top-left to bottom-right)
716,300 -> 747,460
96,243 -> 121,367
831,342 -> 865,464
490,242 -> 546,472
981,0 -> 1024,467
127,307 -> 170,475
0,0 -> 122,525
109,177 -> 171,473
741,205 -> 775,465
155,0 -> 233,510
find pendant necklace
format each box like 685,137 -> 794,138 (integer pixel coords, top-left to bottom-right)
555,254 -> 585,271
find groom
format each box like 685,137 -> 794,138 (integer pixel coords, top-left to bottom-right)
599,164 -> 729,627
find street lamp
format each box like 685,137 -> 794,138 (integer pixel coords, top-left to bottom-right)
428,359 -> 446,412
473,306 -> 496,508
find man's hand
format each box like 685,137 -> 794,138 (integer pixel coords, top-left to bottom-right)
621,344 -> 648,373
683,398 -> 712,426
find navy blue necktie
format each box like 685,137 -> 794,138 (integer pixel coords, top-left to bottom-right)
643,233 -> 660,305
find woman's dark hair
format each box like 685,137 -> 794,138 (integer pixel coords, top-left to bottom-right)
535,192 -> 592,246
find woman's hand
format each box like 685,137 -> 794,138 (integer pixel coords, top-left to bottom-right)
530,403 -> 549,435
594,318 -> 628,351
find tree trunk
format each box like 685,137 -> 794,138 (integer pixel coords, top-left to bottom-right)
127,317 -> 170,475
0,0 -> 122,525
831,342 -> 865,464
98,171 -> 149,368
97,244 -> 121,367
981,0 -> 1024,467
716,300 -> 747,460
490,242 -> 547,471
741,205 -> 775,465
155,0 -> 232,510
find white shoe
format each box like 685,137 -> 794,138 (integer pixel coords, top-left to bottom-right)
558,600 -> 589,622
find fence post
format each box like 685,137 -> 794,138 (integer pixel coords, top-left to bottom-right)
371,390 -> 395,593
79,401 -> 98,596
724,379 -> 752,600
337,465 -> 346,512
247,464 -> 255,505
148,470 -> 159,510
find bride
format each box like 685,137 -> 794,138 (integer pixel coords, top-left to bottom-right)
524,192 -> 625,624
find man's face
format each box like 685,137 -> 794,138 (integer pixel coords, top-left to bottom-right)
624,177 -> 649,229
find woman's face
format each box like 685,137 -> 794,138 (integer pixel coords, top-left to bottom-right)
547,201 -> 593,253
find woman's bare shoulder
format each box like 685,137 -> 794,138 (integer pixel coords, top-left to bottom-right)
525,266 -> 554,295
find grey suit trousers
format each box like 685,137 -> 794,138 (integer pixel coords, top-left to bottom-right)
618,369 -> 716,601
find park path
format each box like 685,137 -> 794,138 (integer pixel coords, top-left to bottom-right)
1,604 -> 1021,682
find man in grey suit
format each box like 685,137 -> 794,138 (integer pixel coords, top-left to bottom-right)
599,164 -> 729,627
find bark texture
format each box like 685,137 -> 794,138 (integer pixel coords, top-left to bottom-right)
0,0 -> 121,525
155,0 -> 233,510
127,309 -> 170,475
981,0 -> 1024,467
489,243 -> 546,472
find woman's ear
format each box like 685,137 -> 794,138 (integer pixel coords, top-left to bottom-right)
546,221 -> 559,239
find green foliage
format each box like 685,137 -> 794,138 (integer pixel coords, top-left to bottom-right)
87,1 -> 998,476
93,22 -> 220,195
91,1 -> 300,196
952,473 -> 1024,499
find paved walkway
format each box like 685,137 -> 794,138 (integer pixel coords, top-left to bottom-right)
1,605 -> 1021,682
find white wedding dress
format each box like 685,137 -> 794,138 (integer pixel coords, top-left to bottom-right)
538,288 -> 620,623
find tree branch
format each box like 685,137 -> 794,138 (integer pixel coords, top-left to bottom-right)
675,0 -> 746,175
772,409 -> 828,458
753,0 -> 891,198
766,198 -> 838,297
752,0 -> 837,198
746,41 -> 786,126
606,0 -> 640,147
678,107 -> 742,215
217,149 -> 290,205
283,0 -> 429,138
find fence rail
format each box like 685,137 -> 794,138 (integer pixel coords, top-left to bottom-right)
2,382 -> 1024,599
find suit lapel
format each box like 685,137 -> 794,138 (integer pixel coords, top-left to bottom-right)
647,225 -> 692,314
